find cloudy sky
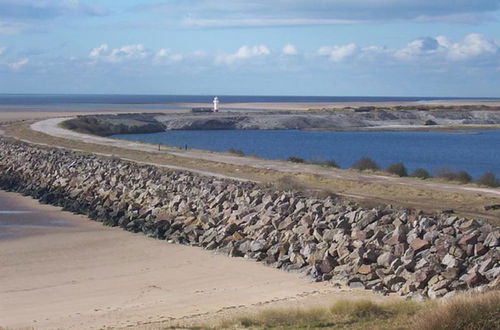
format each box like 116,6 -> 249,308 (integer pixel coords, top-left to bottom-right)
0,0 -> 499,96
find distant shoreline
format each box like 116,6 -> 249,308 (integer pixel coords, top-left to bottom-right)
57,104 -> 500,137
1,94 -> 500,112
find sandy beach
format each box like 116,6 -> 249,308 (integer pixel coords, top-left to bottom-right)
0,190 -> 384,329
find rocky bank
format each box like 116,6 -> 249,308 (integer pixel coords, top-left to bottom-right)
61,106 -> 500,135
0,137 -> 498,299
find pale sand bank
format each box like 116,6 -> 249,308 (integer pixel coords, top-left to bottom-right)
0,191 -> 381,330
2,99 -> 500,122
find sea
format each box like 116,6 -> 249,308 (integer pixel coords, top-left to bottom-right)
1,94 -> 498,110
2,94 -> 499,179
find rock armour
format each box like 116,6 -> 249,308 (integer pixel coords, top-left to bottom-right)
0,137 -> 498,299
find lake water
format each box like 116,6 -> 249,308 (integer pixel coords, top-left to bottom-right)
113,129 -> 500,178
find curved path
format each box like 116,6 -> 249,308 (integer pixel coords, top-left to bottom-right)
31,117 -> 500,199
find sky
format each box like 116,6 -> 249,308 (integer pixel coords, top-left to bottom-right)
0,0 -> 499,97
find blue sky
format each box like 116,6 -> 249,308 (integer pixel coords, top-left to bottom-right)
0,0 -> 499,96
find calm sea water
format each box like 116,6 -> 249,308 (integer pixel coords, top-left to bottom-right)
1,94 -> 497,110
113,129 -> 500,178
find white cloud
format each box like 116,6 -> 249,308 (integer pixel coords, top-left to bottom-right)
394,37 -> 442,60
312,33 -> 498,68
9,58 -> 29,71
445,33 -> 498,60
154,49 -> 183,63
394,33 -> 498,61
216,45 -> 270,64
0,46 -> 5,56
89,44 -> 148,63
63,34 -> 500,76
282,44 -> 298,56
89,44 -> 109,58
318,43 -> 358,62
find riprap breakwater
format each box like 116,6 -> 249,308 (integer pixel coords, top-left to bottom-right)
0,137 -> 498,299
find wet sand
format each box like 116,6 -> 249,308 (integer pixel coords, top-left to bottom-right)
0,190 -> 382,329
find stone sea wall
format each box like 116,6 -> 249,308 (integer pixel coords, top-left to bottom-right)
0,137 -> 498,299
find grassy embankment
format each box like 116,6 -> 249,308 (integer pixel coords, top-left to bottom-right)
184,290 -> 499,330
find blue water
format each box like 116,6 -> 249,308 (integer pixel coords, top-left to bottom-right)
1,94 -> 498,110
113,130 -> 500,178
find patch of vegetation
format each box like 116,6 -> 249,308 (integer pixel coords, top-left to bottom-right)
186,291 -> 500,330
227,148 -> 245,156
386,162 -> 408,177
455,171 -> 473,184
436,167 -> 473,184
412,290 -> 500,330
274,175 -> 306,191
351,157 -> 379,171
309,157 -> 340,168
476,172 -> 499,188
287,156 -> 305,163
411,168 -> 431,179
213,299 -> 420,330
435,167 -> 456,181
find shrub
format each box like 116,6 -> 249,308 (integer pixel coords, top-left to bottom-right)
436,167 -> 472,184
227,148 -> 245,156
309,157 -> 340,168
351,157 -> 379,171
476,172 -> 499,187
386,162 -> 408,177
287,156 -> 305,163
435,167 -> 457,181
456,171 -> 472,184
322,159 -> 340,168
412,168 -> 431,179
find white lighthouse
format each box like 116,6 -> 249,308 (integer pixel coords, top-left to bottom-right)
213,97 -> 219,112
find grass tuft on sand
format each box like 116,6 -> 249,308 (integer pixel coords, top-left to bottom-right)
212,299 -> 419,330
412,290 -> 500,330
181,290 -> 499,330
